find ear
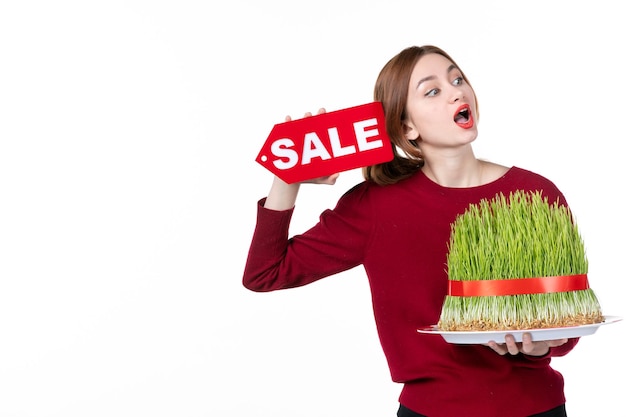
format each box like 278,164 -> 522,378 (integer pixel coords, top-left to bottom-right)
403,121 -> 419,141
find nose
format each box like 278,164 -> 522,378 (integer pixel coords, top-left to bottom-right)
450,88 -> 464,103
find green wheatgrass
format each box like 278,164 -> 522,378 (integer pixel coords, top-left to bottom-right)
438,190 -> 603,331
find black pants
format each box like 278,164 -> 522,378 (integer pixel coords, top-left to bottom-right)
397,403 -> 567,417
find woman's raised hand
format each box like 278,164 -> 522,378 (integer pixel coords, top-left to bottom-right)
264,107 -> 339,211
284,108 -> 340,185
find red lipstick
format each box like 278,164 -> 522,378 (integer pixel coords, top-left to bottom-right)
454,104 -> 474,129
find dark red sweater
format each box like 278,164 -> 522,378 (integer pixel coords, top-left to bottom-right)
243,167 -> 578,417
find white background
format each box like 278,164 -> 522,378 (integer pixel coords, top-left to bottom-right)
1,1 -> 624,416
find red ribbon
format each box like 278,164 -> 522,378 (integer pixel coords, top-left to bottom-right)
447,274 -> 589,297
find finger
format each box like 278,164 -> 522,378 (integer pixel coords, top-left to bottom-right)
304,112 -> 313,118
547,338 -> 568,347
486,341 -> 507,356
505,334 -> 520,355
521,332 -> 534,353
317,107 -> 327,115
325,173 -> 340,184
303,173 -> 341,185
285,115 -> 292,122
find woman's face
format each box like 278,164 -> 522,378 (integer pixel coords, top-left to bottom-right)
403,53 -> 478,150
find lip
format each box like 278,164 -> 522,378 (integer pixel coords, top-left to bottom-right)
454,104 -> 474,129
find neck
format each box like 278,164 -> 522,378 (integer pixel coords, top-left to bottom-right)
421,150 -> 485,188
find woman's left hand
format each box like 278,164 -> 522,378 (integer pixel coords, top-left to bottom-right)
486,333 -> 568,356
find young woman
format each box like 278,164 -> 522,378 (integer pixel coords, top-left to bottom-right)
243,45 -> 575,417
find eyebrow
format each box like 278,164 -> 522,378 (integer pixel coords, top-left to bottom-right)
416,64 -> 458,89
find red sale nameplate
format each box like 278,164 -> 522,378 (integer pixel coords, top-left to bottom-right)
255,102 -> 393,183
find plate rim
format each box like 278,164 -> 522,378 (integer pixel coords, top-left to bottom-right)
417,315 -> 623,336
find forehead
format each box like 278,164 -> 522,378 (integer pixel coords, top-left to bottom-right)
410,53 -> 456,83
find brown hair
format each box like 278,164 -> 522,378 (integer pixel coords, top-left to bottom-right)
363,45 -> 477,185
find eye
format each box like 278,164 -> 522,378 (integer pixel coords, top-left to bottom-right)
452,76 -> 464,86
425,88 -> 440,97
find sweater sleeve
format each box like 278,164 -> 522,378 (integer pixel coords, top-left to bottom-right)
242,183 -> 373,292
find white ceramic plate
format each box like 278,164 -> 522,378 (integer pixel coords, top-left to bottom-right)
417,315 -> 622,344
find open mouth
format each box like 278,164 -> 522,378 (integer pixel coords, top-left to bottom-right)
454,105 -> 473,129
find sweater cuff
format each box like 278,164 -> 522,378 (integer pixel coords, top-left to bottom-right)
254,197 -> 295,244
